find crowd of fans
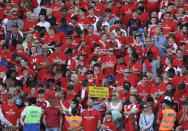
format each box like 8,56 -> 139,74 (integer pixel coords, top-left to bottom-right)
0,0 -> 187,130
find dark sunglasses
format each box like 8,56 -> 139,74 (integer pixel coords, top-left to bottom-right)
109,50 -> 114,52
111,95 -> 116,97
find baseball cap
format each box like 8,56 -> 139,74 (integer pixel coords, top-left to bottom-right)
106,74 -> 115,82
15,98 -> 22,106
164,96 -> 172,101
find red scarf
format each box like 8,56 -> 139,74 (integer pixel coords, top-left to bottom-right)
145,59 -> 152,71
107,16 -> 113,23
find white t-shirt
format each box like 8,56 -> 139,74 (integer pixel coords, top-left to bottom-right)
37,21 -> 51,32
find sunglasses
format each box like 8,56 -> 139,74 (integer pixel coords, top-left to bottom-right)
109,50 -> 114,52
111,95 -> 116,97
143,106 -> 147,108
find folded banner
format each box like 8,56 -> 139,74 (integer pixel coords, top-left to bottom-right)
89,86 -> 109,98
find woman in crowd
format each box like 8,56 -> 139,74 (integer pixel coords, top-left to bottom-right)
139,103 -> 154,131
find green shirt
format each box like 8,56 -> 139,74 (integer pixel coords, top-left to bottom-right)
24,106 -> 42,124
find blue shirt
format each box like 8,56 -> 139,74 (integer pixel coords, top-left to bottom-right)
153,36 -> 168,59
5,32 -> 23,44
58,24 -> 73,36
93,104 -> 101,110
0,59 -> 7,71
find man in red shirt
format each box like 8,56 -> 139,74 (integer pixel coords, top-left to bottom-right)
106,0 -> 119,17
173,49 -> 184,68
142,37 -> 160,62
174,83 -> 188,104
61,36 -> 77,57
114,55 -> 127,83
101,47 -> 117,78
23,13 -> 38,34
44,27 -> 62,45
136,74 -> 150,101
162,12 -> 178,37
78,8 -> 90,30
127,53 -> 142,84
82,98 -> 101,131
118,82 -> 131,102
175,25 -> 188,47
120,0 -> 136,25
85,25 -> 100,49
87,6 -> 99,25
85,70 -> 100,86
117,69 -> 137,88
1,94 -> 19,127
49,43 -> 66,69
43,97 -> 62,131
137,6 -> 149,26
36,89 -> 49,111
87,44 -> 102,65
36,45 -> 52,81
145,0 -> 160,13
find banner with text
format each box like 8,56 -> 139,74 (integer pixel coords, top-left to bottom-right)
89,86 -> 109,98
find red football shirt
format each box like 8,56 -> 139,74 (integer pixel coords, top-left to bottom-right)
174,90 -> 188,103
103,121 -> 117,131
82,109 -> 102,131
137,12 -> 150,26
120,4 -> 136,25
1,103 -> 19,126
44,33 -> 62,45
136,84 -> 150,99
43,106 -> 61,128
145,0 -> 160,13
114,63 -> 127,82
119,91 -> 130,102
23,21 -> 38,32
28,54 -> 41,71
36,56 -> 52,80
101,55 -> 117,78
142,46 -> 160,60
129,61 -> 142,84
49,52 -> 66,68
162,20 -> 177,35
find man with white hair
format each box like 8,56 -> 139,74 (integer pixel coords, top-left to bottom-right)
124,88 -> 143,105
